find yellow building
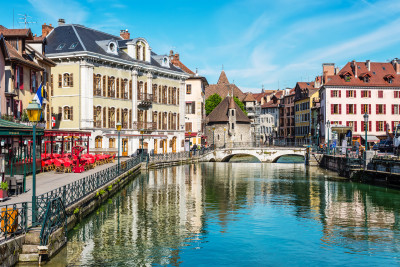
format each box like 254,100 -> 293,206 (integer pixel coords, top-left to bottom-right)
294,82 -> 319,145
45,22 -> 189,155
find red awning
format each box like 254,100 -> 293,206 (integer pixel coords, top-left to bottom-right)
44,130 -> 91,137
185,132 -> 197,137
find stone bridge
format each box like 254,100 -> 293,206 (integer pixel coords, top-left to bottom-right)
199,147 -> 307,163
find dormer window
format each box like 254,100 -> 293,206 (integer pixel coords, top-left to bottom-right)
107,41 -> 118,55
363,76 -> 370,83
345,75 -> 351,82
384,74 -> 394,84
136,41 -> 146,61
161,56 -> 169,67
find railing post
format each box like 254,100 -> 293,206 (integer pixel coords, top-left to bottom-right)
63,185 -> 67,206
23,202 -> 28,232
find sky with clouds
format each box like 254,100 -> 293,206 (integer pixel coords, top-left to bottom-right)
2,0 -> 400,92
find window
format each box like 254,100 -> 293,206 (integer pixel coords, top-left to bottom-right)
361,104 -> 371,114
185,102 -> 195,114
392,104 -> 399,115
63,106 -> 73,120
363,76 -> 370,83
392,121 -> 400,132
346,121 -> 357,132
361,90 -> 371,98
345,75 -> 351,82
231,123 -> 234,129
62,73 -> 73,87
331,104 -> 341,114
376,104 -> 386,114
346,90 -> 355,98
346,104 -> 356,114
93,106 -> 102,127
56,43 -> 65,50
30,71 -> 37,92
69,42 -> 78,49
394,91 -> 400,98
186,84 -> 192,94
108,77 -> 115,97
93,74 -> 102,96
231,110 -> 234,116
378,90 -> 383,98
376,121 -> 385,132
109,138 -> 115,148
361,121 -> 372,132
95,136 -> 102,148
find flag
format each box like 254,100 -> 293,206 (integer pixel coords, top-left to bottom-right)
33,83 -> 44,107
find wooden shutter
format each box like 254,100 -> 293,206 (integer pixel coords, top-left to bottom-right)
354,121 -> 357,132
70,106 -> 73,120
58,107 -> 62,121
384,104 -> 386,114
339,104 -> 342,114
369,121 -> 371,131
69,73 -> 73,87
361,121 -> 364,132
103,108 -> 106,127
384,121 -> 387,132
376,121 -> 379,131
103,76 -> 106,96
58,74 -> 62,88
330,91 -> 333,97
177,89 -> 180,105
368,104 -> 371,114
346,90 -> 349,97
354,90 -> 356,98
354,104 -> 357,114
144,82 -> 147,94
116,78 -> 120,98
339,91 -> 341,97
346,104 -> 349,114
191,102 -> 195,114
376,104 -> 379,114
108,108 -> 111,127
331,104 -> 334,114
137,81 -> 140,98
368,91 -> 371,98
19,67 -> 24,90
129,109 -> 132,129
93,74 -> 96,95
129,80 -> 132,100
392,104 -> 395,114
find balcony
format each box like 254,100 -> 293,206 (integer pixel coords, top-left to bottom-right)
133,121 -> 157,131
138,93 -> 153,108
94,120 -> 102,128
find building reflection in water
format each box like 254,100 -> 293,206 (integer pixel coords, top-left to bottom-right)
53,163 -> 400,266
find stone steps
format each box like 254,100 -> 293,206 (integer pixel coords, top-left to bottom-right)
19,229 -> 41,263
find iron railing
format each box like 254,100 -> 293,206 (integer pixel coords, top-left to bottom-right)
0,202 -> 29,244
138,93 -> 153,102
36,156 -> 141,222
133,121 -> 157,131
40,197 -> 66,246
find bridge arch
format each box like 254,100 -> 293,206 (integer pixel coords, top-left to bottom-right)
221,153 -> 261,163
272,154 -> 305,163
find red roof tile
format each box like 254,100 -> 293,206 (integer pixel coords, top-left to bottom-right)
5,41 -> 43,70
243,92 -> 256,102
207,96 -> 250,123
0,25 -> 32,38
205,70 -> 246,101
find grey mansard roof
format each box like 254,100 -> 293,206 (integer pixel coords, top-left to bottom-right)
44,24 -> 186,73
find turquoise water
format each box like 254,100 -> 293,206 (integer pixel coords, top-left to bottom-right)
50,163 -> 400,266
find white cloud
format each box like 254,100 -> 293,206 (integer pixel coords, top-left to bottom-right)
28,0 -> 88,24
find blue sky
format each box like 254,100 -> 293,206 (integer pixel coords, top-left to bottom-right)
3,0 -> 400,92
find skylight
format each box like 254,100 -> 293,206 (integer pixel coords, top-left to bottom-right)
69,42 -> 78,49
56,43 -> 66,50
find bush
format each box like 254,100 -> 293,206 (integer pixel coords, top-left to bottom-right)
73,208 -> 80,214
1,182 -> 8,191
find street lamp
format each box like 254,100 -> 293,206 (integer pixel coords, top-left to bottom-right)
326,120 -> 330,155
116,122 -> 121,172
363,113 -> 369,169
316,123 -> 320,148
224,127 -> 226,148
26,101 -> 42,223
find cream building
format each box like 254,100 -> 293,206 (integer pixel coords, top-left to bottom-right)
45,21 -> 189,155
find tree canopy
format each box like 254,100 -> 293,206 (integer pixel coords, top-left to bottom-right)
234,96 -> 247,115
205,93 -> 222,115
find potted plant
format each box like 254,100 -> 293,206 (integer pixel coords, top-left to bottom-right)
0,181 -> 8,201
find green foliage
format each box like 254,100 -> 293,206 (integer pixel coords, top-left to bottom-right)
205,93 -> 222,115
1,114 -> 14,122
108,185 -> 112,191
96,191 -> 99,197
234,97 -> 247,115
21,110 -> 29,122
1,182 -> 8,191
99,189 -> 106,195
73,208 -> 80,214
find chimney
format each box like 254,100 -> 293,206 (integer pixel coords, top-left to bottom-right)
352,60 -> 357,78
120,29 -> 130,40
58,18 -> 65,26
42,23 -> 54,37
174,53 -> 179,61
322,63 -> 335,76
366,60 -> 371,71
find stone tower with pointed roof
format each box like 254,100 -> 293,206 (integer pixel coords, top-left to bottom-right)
205,70 -> 246,101
205,95 -> 251,148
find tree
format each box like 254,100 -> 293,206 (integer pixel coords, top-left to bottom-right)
205,93 -> 222,115
234,96 -> 247,115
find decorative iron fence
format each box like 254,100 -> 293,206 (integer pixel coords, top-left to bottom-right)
40,197 -> 66,246
0,202 -> 29,244
36,156 -> 141,223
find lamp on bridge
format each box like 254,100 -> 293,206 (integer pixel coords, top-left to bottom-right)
116,122 -> 122,173
326,120 -> 330,155
26,101 -> 43,224
363,113 -> 369,169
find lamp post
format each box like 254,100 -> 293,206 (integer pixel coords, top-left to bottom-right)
26,102 -> 42,224
212,127 -> 215,149
326,120 -> 330,155
363,113 -> 369,169
316,123 -> 320,149
140,130 -> 144,161
224,127 -> 226,148
116,122 -> 121,173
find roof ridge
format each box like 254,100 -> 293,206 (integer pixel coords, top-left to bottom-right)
71,24 -> 122,40
71,25 -> 87,51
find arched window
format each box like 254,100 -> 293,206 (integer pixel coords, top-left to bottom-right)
95,136 -> 102,148
123,79 -> 128,99
93,74 -> 101,96
108,77 -> 115,97
122,109 -> 128,128
109,138 -> 115,148
108,107 -> 115,128
93,106 -> 102,128
62,73 -> 73,87
153,84 -> 157,103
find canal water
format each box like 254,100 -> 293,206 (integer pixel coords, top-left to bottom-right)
50,161 -> 400,266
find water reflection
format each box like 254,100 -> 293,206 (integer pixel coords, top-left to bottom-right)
51,163 -> 400,266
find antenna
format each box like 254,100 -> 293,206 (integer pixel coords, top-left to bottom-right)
18,14 -> 36,28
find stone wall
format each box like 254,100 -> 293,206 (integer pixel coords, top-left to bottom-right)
205,123 -> 251,148
0,235 -> 25,267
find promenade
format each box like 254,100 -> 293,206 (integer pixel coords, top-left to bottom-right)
3,159 -> 127,205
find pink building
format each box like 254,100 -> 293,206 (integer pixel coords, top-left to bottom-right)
320,60 -> 400,146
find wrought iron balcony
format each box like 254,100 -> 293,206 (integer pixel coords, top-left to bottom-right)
138,93 -> 153,102
133,121 -> 157,131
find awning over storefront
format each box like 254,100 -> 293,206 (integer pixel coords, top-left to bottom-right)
44,130 -> 91,137
331,126 -> 352,134
360,135 -> 380,142
105,134 -> 168,139
0,119 -> 44,136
